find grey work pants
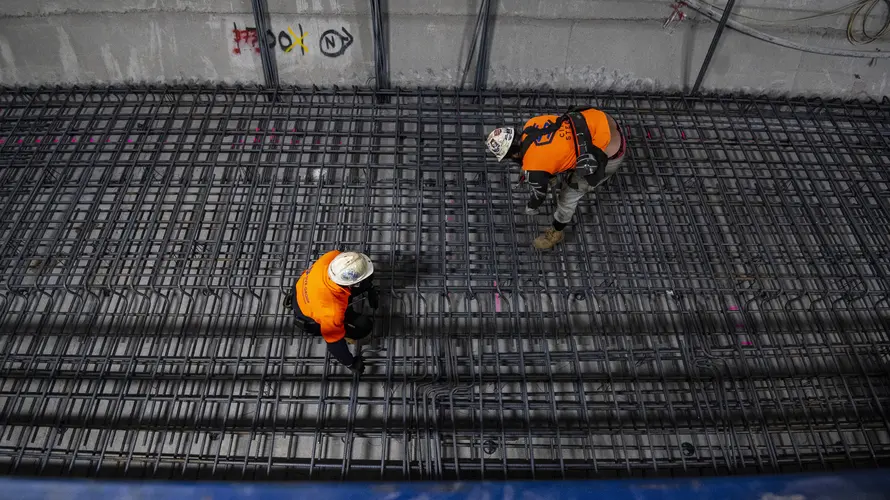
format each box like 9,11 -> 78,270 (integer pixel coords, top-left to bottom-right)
553,151 -> 626,225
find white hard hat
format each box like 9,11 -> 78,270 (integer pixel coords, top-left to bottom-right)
328,251 -> 374,286
485,127 -> 515,161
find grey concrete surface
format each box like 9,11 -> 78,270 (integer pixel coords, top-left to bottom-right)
0,0 -> 889,96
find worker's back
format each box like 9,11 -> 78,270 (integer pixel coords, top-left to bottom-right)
520,108 -> 612,175
295,250 -> 351,342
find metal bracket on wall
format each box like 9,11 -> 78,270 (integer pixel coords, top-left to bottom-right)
251,0 -> 279,87
691,0 -> 735,93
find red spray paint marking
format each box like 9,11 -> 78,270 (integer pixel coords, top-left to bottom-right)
54,138 -> 59,143
681,130 -> 686,140
494,281 -> 502,312
728,305 -> 739,311
17,139 -> 23,144
740,341 -> 753,346
646,130 -> 651,139
255,127 -> 260,132
35,138 -> 41,143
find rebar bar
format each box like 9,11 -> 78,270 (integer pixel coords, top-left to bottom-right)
0,86 -> 889,480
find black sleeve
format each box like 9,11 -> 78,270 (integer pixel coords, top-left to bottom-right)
525,170 -> 552,209
326,338 -> 354,366
349,277 -> 378,308
349,277 -> 374,297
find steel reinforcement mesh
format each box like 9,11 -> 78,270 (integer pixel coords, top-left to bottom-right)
0,86 -> 889,480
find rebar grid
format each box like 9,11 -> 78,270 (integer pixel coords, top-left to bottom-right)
0,86 -> 889,480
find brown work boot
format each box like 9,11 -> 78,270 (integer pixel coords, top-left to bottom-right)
533,227 -> 564,250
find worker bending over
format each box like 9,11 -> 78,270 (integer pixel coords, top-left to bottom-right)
291,250 -> 378,374
485,107 -> 627,250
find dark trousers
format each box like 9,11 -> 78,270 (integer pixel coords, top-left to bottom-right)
293,305 -> 373,367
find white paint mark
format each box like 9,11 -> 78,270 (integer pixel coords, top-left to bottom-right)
151,20 -> 165,78
55,26 -> 80,80
201,56 -> 219,80
0,37 -> 19,83
126,47 -> 141,81
101,45 -> 124,81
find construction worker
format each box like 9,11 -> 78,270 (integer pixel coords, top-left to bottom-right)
287,250 -> 379,374
485,107 -> 627,250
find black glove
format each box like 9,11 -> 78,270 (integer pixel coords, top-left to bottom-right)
368,287 -> 379,309
348,355 -> 365,375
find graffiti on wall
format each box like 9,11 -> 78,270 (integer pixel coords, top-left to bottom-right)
232,22 -> 353,58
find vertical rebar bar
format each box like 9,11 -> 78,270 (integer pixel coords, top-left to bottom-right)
691,0 -> 736,94
250,0 -> 279,87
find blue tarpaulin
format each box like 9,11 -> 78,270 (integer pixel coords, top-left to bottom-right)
4,472 -> 890,500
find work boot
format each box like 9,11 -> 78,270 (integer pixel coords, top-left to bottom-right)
533,227 -> 564,250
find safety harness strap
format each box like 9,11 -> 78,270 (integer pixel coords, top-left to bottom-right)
565,111 -> 610,184
518,110 -> 609,179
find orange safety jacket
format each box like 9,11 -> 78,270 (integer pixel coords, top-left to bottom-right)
520,108 -> 611,175
295,251 -> 351,343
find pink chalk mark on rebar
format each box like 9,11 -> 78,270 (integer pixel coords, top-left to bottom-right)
740,341 -> 753,346
646,130 -> 651,139
0,139 -> 5,144
54,138 -> 59,143
681,130 -> 686,140
253,137 -> 258,143
494,281 -> 502,312
255,127 -> 260,132
239,138 -> 244,143
127,139 -> 133,143
89,138 -> 94,143
271,128 -> 275,132
17,139 -> 23,144
728,305 -> 739,311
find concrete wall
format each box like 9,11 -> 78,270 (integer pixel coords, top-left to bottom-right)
1,0 -> 889,97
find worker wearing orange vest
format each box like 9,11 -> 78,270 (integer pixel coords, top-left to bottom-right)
485,107 -> 627,250
289,250 -> 378,374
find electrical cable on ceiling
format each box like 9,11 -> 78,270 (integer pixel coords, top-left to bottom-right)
698,0 -> 870,24
684,0 -> 890,58
847,0 -> 890,44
